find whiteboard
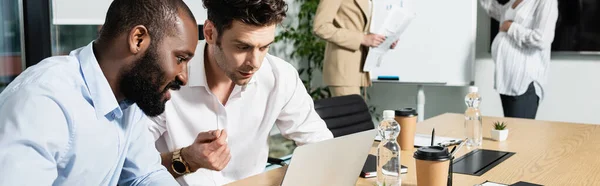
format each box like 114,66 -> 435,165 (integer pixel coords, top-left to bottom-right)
369,0 -> 477,86
52,0 -> 207,25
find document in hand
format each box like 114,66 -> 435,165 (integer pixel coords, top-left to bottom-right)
363,4 -> 415,72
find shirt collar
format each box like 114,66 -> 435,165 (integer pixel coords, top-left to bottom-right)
188,40 -> 259,88
75,41 -> 124,120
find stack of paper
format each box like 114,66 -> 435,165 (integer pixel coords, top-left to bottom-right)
363,3 -> 416,72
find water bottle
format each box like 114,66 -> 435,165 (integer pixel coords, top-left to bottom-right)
464,86 -> 482,148
377,110 -> 401,186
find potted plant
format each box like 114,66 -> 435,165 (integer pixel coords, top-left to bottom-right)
491,121 -> 509,141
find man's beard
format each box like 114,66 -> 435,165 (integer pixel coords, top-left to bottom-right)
120,44 -> 181,117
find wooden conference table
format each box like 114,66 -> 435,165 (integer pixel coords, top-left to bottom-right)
227,113 -> 600,186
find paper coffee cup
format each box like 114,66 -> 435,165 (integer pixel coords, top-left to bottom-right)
413,146 -> 451,186
395,108 -> 418,150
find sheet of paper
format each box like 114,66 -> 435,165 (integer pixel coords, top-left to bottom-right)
374,134 -> 462,147
363,4 -> 415,72
413,134 -> 462,147
479,181 -> 509,186
363,50 -> 385,72
370,0 -> 407,34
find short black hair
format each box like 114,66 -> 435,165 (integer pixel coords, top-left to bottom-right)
98,0 -> 196,44
202,0 -> 287,37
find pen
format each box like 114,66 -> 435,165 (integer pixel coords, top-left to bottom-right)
450,138 -> 467,157
431,128 -> 435,146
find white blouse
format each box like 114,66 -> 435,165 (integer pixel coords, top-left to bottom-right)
480,0 -> 558,99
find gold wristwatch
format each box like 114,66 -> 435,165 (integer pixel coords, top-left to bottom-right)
172,148 -> 191,175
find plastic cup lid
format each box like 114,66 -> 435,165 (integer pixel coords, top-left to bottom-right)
395,108 -> 418,117
413,146 -> 451,161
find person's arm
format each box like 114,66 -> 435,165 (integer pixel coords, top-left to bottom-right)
504,0 -> 558,50
159,150 -> 181,178
147,113 -> 168,141
390,40 -> 399,49
118,110 -> 179,186
275,65 -> 334,146
145,114 -> 231,178
158,130 -> 230,178
144,115 -> 182,178
312,0 -> 365,51
479,0 -> 511,21
0,93 -> 70,185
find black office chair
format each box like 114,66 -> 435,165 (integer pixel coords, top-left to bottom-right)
313,94 -> 375,137
267,94 -> 375,166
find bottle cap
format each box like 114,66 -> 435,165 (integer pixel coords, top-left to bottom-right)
383,110 -> 395,119
469,86 -> 478,93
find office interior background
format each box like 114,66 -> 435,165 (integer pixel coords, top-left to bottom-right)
272,0 -> 600,126
1,0 -> 600,157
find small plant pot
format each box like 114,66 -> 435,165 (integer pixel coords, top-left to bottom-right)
491,129 -> 509,141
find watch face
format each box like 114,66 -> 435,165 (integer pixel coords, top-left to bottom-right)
173,161 -> 187,174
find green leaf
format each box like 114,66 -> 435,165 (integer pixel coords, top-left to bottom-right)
274,0 -> 334,101
493,121 -> 507,130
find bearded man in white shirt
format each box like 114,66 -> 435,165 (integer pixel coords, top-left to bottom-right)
146,0 -> 334,185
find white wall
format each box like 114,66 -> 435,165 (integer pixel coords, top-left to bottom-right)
369,1 -> 600,125
52,0 -> 207,25
474,55 -> 600,125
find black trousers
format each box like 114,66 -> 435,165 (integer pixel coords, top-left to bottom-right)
500,82 -> 539,119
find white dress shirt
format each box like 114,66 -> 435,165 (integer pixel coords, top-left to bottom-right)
480,0 -> 558,100
147,41 -> 334,185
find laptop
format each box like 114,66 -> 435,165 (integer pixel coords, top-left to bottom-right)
280,129 -> 377,186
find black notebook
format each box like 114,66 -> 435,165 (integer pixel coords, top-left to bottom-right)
360,154 -> 408,178
452,149 -> 515,176
511,181 -> 543,186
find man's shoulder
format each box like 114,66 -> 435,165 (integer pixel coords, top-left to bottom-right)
262,54 -> 300,79
0,56 -> 85,104
11,55 -> 81,85
253,54 -> 304,98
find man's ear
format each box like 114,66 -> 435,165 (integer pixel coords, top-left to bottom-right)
128,25 -> 151,55
204,20 -> 218,45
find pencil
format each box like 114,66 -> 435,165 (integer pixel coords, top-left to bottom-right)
431,128 -> 435,146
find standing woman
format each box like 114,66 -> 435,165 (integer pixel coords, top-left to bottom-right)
313,0 -> 389,97
480,0 -> 558,119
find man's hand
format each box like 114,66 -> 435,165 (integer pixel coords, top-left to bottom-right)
183,130 -> 231,171
390,39 -> 399,49
500,20 -> 513,32
361,34 -> 386,47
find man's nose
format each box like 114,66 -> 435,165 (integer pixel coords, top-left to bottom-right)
177,63 -> 188,86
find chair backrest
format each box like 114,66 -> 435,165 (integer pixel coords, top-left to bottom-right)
313,94 -> 375,138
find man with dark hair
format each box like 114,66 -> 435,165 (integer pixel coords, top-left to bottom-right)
0,0 -> 198,185
147,0 -> 333,185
